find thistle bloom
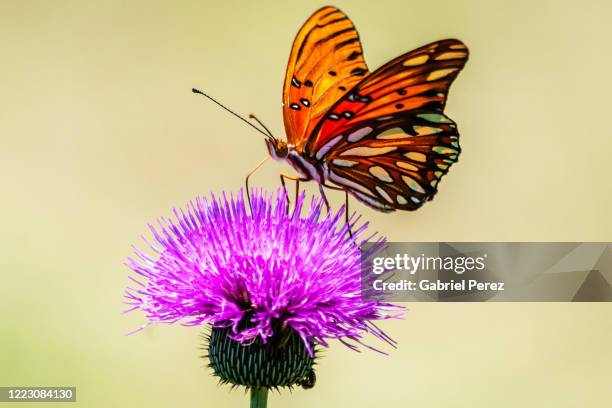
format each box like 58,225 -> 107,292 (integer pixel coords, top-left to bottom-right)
125,189 -> 403,392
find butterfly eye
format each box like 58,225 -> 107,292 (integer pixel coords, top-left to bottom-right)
274,141 -> 289,158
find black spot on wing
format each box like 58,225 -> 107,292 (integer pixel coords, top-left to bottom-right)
295,14 -> 348,59
335,38 -> 359,50
347,51 -> 361,61
319,8 -> 343,20
315,27 -> 355,46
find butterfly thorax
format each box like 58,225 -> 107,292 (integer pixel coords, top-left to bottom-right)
265,139 -> 326,183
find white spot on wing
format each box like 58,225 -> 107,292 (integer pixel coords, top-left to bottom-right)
341,146 -> 397,157
347,127 -> 373,142
427,68 -> 457,81
351,191 -> 392,210
368,166 -> 393,183
315,135 -> 343,160
329,171 -> 373,196
413,125 -> 442,136
375,186 -> 393,203
396,161 -> 419,172
404,152 -> 427,162
377,127 -> 410,140
403,54 -> 429,66
435,52 -> 467,60
332,159 -> 358,167
402,175 -> 425,193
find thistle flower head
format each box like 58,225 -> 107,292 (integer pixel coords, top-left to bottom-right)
125,189 -> 403,387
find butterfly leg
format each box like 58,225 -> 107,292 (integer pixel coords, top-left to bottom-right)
280,173 -> 302,213
294,179 -> 300,208
245,157 -> 269,213
320,183 -> 355,238
318,184 -> 330,214
345,191 -> 354,239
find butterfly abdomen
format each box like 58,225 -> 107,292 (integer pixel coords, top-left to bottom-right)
286,150 -> 326,183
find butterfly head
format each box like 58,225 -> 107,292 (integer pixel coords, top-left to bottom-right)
265,138 -> 289,160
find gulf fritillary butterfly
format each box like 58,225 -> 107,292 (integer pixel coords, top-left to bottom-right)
266,5 -> 468,213
194,6 -> 468,215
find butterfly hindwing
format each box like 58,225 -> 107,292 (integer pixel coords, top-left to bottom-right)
283,6 -> 369,148
324,110 -> 460,211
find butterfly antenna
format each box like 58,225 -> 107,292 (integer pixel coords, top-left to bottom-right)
192,88 -> 275,140
248,114 -> 275,140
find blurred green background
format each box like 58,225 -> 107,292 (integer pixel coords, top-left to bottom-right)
1,0 -> 611,407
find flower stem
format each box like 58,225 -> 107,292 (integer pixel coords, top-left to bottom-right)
250,387 -> 268,408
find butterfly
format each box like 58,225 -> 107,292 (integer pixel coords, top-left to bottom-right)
261,5 -> 468,213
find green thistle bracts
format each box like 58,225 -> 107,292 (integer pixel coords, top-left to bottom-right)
206,326 -> 315,389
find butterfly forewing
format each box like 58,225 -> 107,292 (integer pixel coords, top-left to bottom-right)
283,6 -> 370,149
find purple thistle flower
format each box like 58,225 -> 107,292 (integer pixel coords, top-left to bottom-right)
124,189 -> 403,356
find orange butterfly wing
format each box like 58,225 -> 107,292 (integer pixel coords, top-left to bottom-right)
310,39 -> 469,211
282,6 -> 369,150
307,39 -> 468,153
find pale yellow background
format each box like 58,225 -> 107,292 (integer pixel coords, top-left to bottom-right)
1,0 -> 611,407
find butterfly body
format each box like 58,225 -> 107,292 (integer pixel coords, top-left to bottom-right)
269,6 -> 468,212
266,139 -> 327,184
